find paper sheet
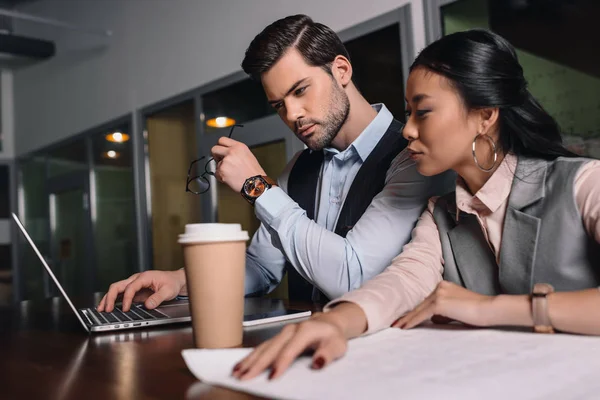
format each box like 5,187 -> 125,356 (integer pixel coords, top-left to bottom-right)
182,327 -> 600,400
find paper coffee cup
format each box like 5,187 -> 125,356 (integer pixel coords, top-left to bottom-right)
180,223 -> 249,349
178,223 -> 249,244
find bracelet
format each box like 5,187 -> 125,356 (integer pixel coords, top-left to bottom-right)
531,283 -> 555,334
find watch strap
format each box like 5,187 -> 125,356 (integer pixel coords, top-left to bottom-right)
262,175 -> 277,187
531,283 -> 555,334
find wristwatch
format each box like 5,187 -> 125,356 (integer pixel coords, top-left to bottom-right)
240,175 -> 277,205
531,283 -> 555,334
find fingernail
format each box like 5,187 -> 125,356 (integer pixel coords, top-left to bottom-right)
148,299 -> 156,308
268,369 -> 276,380
232,363 -> 241,373
312,357 -> 325,369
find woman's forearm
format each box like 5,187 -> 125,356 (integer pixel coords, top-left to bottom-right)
488,289 -> 600,335
321,302 -> 368,339
547,289 -> 600,335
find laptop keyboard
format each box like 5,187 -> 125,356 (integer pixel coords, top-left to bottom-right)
88,305 -> 168,325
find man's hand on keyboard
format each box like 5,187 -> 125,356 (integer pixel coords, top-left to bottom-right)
97,269 -> 187,312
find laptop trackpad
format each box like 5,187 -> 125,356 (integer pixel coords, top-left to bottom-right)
154,302 -> 191,318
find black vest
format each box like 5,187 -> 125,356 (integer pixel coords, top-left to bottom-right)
286,119 -> 407,302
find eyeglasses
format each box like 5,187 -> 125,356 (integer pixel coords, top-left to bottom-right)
186,124 -> 244,195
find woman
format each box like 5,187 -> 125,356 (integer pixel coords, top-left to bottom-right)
232,29 -> 600,381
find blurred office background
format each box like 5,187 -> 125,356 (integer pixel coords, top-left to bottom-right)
0,0 -> 598,305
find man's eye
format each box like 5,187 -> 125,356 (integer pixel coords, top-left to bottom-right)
273,102 -> 284,110
295,86 -> 307,96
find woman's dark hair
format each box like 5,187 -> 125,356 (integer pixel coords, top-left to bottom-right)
241,14 -> 350,81
410,29 -> 576,160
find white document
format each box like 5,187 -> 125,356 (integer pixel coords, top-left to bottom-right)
182,327 -> 600,400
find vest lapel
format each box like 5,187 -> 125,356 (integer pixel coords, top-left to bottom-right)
334,119 -> 406,236
445,204 -> 501,295
287,150 -> 324,220
285,119 -> 406,302
498,158 -> 547,294
286,149 -> 324,302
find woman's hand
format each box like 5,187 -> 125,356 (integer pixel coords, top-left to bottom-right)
393,281 -> 495,329
232,313 -> 349,381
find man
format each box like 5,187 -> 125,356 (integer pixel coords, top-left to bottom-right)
97,14 -> 454,313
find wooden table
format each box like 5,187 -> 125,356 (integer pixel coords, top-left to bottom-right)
0,296 -> 320,400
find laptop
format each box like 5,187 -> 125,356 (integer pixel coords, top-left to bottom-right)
12,213 -> 310,333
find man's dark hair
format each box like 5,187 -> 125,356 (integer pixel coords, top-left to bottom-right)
241,14 -> 350,81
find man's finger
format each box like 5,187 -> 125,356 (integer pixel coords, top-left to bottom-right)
214,169 -> 224,183
217,136 -> 238,146
97,294 -> 107,311
131,289 -> 153,304
121,275 -> 155,311
211,145 -> 229,158
144,287 -> 174,309
103,275 -> 138,312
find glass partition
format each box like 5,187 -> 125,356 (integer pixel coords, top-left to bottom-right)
146,100 -> 200,271
19,157 -> 49,300
344,23 -> 406,120
439,0 -> 600,157
91,124 -> 137,290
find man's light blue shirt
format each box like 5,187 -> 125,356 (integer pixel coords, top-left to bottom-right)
244,104 -> 454,299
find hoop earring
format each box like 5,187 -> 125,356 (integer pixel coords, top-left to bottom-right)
472,133 -> 498,172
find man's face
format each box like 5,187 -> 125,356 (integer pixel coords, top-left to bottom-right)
261,49 -> 350,151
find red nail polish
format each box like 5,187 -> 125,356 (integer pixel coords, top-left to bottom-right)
268,369 -> 276,380
313,357 -> 325,369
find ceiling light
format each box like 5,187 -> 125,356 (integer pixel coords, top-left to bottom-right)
102,150 -> 119,159
105,132 -> 130,143
206,116 -> 236,128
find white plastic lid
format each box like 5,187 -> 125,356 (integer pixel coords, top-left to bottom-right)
178,223 -> 249,244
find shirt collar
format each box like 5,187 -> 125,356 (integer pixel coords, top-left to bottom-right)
323,103 -> 394,162
455,153 -> 518,215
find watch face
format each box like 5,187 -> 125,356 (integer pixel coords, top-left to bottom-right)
244,177 -> 267,198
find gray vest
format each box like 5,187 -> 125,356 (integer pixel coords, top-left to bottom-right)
433,156 -> 600,295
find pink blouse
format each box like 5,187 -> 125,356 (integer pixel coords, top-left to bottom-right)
326,154 -> 600,334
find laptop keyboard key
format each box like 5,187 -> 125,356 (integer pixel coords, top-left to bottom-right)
133,307 -> 155,319
143,308 -> 168,319
100,312 -> 119,323
90,309 -> 111,324
113,308 -> 132,321
123,310 -> 143,321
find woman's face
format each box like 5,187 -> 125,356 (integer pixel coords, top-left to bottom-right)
403,67 -> 487,176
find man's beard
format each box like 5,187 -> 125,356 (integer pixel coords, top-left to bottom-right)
297,81 -> 350,151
